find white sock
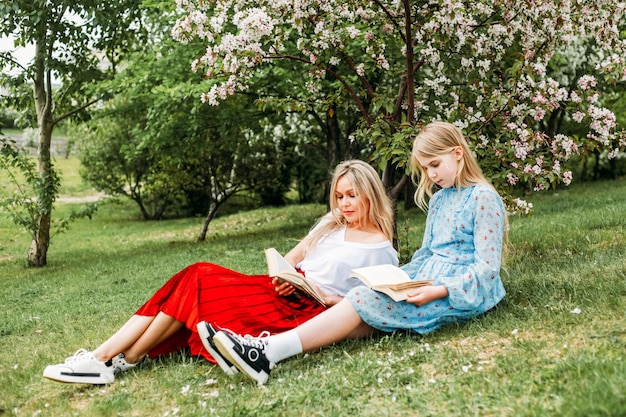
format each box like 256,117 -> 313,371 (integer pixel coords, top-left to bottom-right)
265,330 -> 302,364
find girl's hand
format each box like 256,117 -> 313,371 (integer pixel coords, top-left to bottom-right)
321,293 -> 343,307
405,285 -> 448,306
272,277 -> 296,297
307,281 -> 342,307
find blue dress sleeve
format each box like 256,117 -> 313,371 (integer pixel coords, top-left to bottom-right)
444,187 -> 505,310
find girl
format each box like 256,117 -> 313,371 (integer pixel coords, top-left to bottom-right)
43,160 -> 398,384
209,121 -> 508,385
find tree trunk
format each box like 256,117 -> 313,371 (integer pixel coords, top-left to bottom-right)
29,118 -> 54,267
324,106 -> 342,205
198,200 -> 219,242
28,39 -> 55,267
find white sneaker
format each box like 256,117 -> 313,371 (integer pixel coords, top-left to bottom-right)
43,349 -> 115,384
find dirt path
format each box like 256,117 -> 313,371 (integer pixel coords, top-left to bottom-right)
56,192 -> 107,203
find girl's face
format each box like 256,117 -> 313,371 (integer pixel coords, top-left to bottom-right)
416,147 -> 463,188
335,175 -> 369,225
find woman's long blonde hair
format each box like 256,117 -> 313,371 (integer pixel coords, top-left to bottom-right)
303,160 -> 394,254
411,121 -> 493,211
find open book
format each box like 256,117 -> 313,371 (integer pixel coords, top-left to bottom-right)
264,248 -> 327,306
349,264 -> 432,302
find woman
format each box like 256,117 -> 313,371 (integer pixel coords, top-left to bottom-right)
43,159 -> 398,384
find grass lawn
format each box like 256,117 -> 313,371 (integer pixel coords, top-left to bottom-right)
0,160 -> 624,416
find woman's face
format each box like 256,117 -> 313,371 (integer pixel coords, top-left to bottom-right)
334,175 -> 369,225
416,147 -> 463,188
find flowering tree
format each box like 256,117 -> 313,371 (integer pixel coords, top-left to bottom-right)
173,0 -> 626,212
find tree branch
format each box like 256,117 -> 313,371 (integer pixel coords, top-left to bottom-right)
266,51 -> 373,125
0,51 -> 28,72
402,0 -> 415,125
389,173 -> 410,200
371,0 -> 407,44
53,95 -> 103,126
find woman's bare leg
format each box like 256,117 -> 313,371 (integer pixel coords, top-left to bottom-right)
92,312 -> 184,363
295,298 -> 373,352
122,312 -> 183,363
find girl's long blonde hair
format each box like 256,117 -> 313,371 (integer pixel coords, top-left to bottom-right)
411,121 -> 493,211
303,160 -> 394,255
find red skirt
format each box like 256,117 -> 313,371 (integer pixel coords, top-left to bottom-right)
134,262 -> 325,364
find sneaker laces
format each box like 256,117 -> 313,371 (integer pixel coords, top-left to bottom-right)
218,327 -> 270,350
63,348 -> 94,365
238,331 -> 270,350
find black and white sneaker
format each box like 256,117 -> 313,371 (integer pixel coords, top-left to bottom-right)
43,349 -> 115,384
213,330 -> 275,385
109,353 -> 137,374
196,321 -> 238,376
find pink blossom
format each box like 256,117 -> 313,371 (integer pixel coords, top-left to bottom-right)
562,171 -> 573,185
578,75 -> 597,91
506,173 -> 519,185
533,108 -> 546,121
572,111 -> 585,123
532,94 -> 547,105
569,91 -> 582,103
346,26 -> 360,39
513,198 -> 533,215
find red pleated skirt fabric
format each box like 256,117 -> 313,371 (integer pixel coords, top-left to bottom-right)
134,262 -> 325,364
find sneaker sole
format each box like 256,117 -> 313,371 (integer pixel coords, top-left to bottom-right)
196,322 -> 238,376
213,332 -> 270,385
43,366 -> 114,385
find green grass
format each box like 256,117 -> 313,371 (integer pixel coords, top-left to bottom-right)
0,156 -> 95,197
0,163 -> 625,416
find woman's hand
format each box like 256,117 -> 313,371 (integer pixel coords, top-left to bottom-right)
272,277 -> 296,297
272,277 -> 342,306
405,285 -> 448,306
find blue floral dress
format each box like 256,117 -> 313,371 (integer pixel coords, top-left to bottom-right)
346,185 -> 506,334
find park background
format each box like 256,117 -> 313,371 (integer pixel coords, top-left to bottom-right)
1,1 -> 626,416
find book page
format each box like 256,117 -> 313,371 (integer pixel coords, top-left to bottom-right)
350,264 -> 431,301
265,247 -> 300,277
350,264 -> 411,287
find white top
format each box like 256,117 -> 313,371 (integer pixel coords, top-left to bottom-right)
297,227 -> 398,296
